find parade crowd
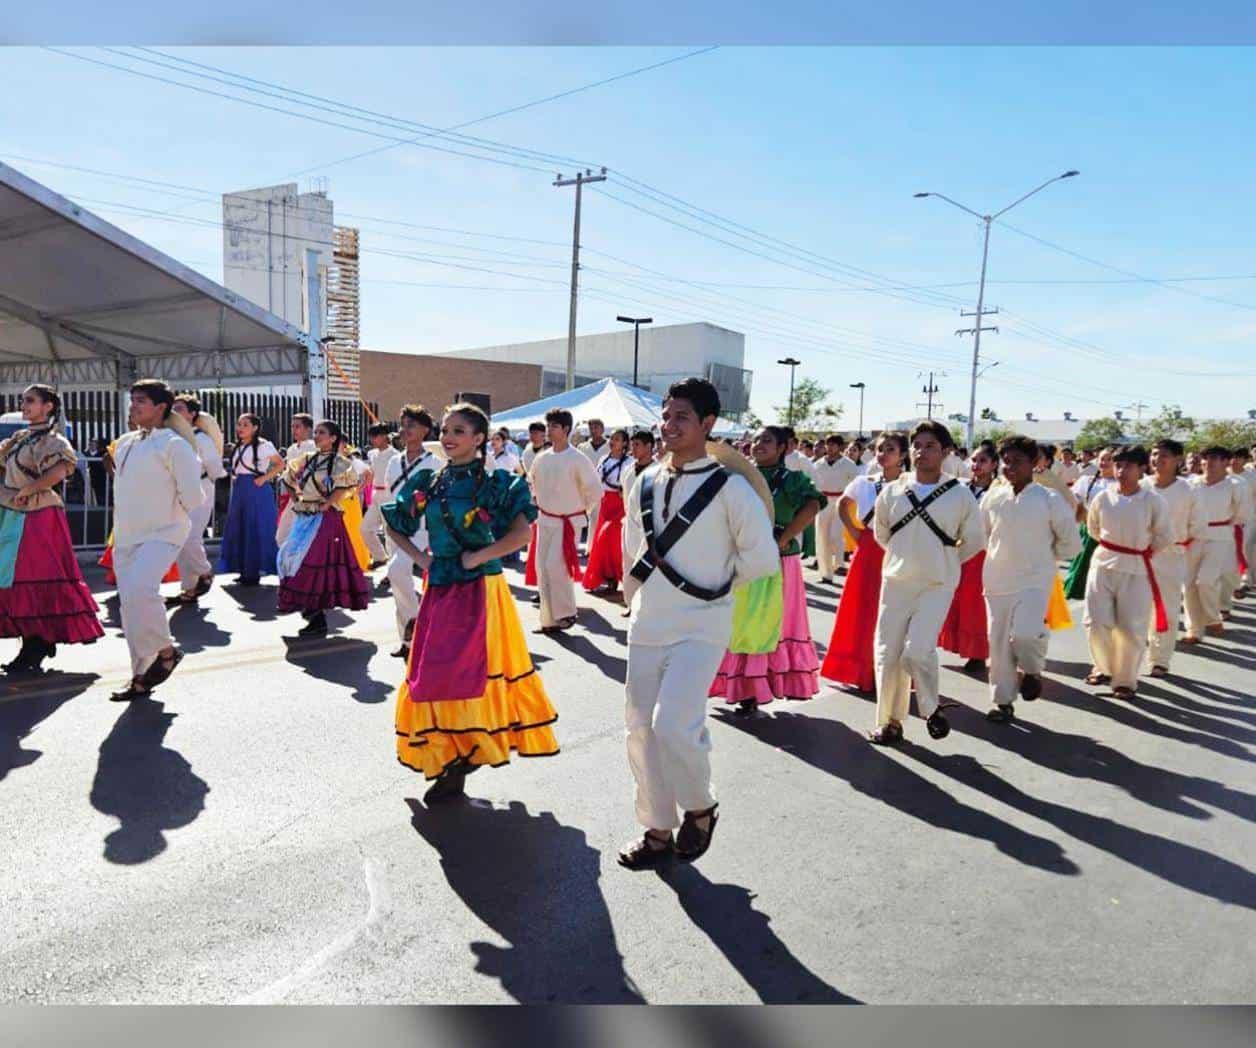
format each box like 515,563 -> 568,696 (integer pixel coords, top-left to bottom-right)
0,376 -> 1252,869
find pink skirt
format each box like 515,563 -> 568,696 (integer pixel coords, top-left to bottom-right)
710,553 -> 820,704
277,511 -> 371,614
0,506 -> 104,644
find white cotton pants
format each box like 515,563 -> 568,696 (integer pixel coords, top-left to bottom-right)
1084,567 -> 1152,690
537,518 -> 579,627
985,587 -> 1050,707
360,497 -> 389,563
874,576 -> 956,728
1147,555 -> 1187,671
1184,542 -> 1228,632
174,484 -> 214,588
388,549 -> 421,641
114,540 -> 180,678
815,502 -> 842,581
625,639 -> 723,830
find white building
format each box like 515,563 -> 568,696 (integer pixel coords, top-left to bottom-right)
438,321 -> 752,414
222,182 -> 360,397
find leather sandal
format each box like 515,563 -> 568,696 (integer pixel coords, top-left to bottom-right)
676,804 -> 719,863
141,648 -> 184,690
617,831 -> 674,870
1084,670 -> 1110,686
868,722 -> 904,746
1112,685 -> 1137,700
986,704 -> 1015,723
110,677 -> 152,702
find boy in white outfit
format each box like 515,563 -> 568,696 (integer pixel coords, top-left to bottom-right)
813,434 -> 860,583
1183,446 -> 1248,640
869,421 -> 985,745
1144,439 -> 1205,675
981,436 -> 1081,722
1083,445 -> 1172,699
382,405 -> 438,659
360,423 -> 398,567
618,378 -> 778,870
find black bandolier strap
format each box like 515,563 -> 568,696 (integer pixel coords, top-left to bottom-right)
629,464 -> 732,601
860,478 -> 884,527
887,477 -> 961,547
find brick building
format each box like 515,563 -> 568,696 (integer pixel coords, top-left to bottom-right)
359,350 -> 551,421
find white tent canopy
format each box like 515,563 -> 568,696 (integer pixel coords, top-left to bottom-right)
490,377 -> 743,438
0,161 -> 314,397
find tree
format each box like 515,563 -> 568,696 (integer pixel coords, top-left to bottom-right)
1187,418 -> 1256,453
1075,417 -> 1127,452
974,424 -> 1018,447
947,423 -> 966,449
1134,404 -> 1195,446
774,377 -> 843,434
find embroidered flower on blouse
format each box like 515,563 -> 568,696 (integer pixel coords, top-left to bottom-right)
462,506 -> 493,529
412,491 -> 428,513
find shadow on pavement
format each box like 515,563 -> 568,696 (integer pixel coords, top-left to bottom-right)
714,709 -> 1078,875
901,744 -> 1256,911
0,673 -> 97,784
283,636 -> 392,704
167,602 -> 233,655
90,699 -> 209,864
221,580 -> 280,622
579,609 -> 627,644
655,863 -> 861,1004
542,631 -> 626,684
948,708 -> 1256,824
406,797 -> 644,1004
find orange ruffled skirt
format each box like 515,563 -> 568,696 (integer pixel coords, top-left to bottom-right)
395,573 -> 559,779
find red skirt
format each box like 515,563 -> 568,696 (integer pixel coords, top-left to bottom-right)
938,551 -> 989,660
100,539 -> 178,586
277,511 -> 371,614
582,491 -> 625,590
0,507 -> 104,644
819,528 -> 884,693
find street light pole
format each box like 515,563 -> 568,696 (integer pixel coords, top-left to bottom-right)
554,167 -> 607,391
915,170 -> 1078,448
616,315 -> 653,387
849,381 -> 866,438
778,357 -> 801,426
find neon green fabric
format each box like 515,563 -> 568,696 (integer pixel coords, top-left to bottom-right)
728,570 -> 783,654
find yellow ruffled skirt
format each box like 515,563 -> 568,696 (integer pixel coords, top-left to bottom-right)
339,489 -> 373,571
1046,571 -> 1073,630
395,573 -> 559,779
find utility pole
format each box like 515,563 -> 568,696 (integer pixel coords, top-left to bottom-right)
554,167 -> 607,391
1121,400 -> 1150,424
918,371 -> 943,419
778,357 -> 801,426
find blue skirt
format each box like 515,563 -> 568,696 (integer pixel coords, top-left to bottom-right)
217,475 -> 279,578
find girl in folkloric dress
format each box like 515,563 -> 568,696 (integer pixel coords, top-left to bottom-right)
582,428 -> 631,596
0,384 -> 104,672
275,419 -> 371,636
217,413 -> 283,586
938,440 -> 997,673
383,403 -> 558,804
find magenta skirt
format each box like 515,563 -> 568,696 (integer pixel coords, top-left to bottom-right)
0,506 -> 104,644
710,553 -> 820,704
277,511 -> 371,614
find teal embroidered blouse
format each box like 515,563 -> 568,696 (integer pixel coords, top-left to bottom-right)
761,464 -> 826,556
380,460 -> 536,587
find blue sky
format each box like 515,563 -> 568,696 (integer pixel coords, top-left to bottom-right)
2,45 -> 1255,427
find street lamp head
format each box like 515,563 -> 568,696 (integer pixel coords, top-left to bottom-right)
850,381 -> 865,389
1061,170 -> 1080,178
616,316 -> 633,323
913,192 -> 931,198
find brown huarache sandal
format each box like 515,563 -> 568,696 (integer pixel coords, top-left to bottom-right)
110,677 -> 152,702
676,804 -> 719,864
1084,670 -> 1111,686
986,704 -> 1015,723
141,648 -> 184,690
868,721 -> 904,746
1149,665 -> 1169,678
1112,686 -> 1137,700
617,830 -> 675,870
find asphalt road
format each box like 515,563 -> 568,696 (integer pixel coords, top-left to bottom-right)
1,554 -> 1253,1004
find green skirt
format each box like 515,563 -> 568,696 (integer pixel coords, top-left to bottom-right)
1064,524 -> 1097,600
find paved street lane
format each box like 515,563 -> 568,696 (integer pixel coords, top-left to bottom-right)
1,560 -> 1253,1003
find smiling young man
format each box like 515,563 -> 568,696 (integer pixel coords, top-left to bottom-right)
868,420 -> 985,745
980,436 -> 1081,722
619,378 -> 778,870
1082,445 -> 1172,699
528,409 -> 601,632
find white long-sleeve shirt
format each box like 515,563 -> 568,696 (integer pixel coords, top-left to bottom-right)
627,456 -> 779,647
1086,486 -> 1173,576
368,445 -> 399,490
874,475 -> 985,588
383,447 -> 439,494
981,482 -> 1081,596
1192,476 -> 1247,544
577,439 -> 610,469
942,451 -> 971,479
112,428 -> 204,550
1142,476 -> 1206,567
1072,471 -> 1112,510
530,445 -> 601,525
521,442 -> 547,477
785,449 -> 818,479
1231,471 -> 1256,523
813,455 -> 859,497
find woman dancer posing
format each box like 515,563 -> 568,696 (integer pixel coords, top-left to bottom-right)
582,428 -> 631,597
710,426 -> 824,716
276,420 -> 371,636
819,431 -> 909,692
0,385 -> 104,671
382,403 -> 558,803
938,439 -> 997,673
218,413 -> 283,586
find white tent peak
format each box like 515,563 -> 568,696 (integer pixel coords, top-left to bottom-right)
489,377 -> 741,437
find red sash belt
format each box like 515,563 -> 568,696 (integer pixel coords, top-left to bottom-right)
540,507 -> 585,581
1099,539 -> 1168,632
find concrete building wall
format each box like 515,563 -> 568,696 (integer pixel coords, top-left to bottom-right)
223,184 -> 334,331
438,322 -> 749,408
359,351 -> 545,421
